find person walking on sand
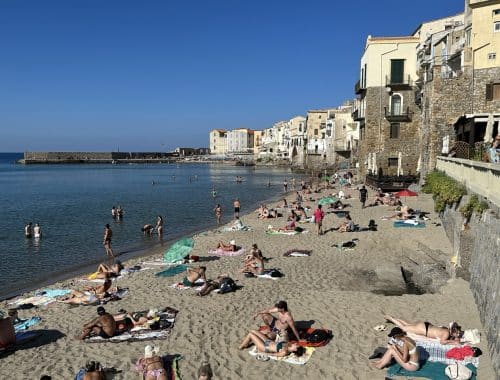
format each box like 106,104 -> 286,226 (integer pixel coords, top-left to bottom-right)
214,204 -> 222,225
233,198 -> 241,219
314,204 -> 325,236
24,222 -> 33,238
103,224 -> 114,259
156,215 -> 164,236
359,185 -> 368,209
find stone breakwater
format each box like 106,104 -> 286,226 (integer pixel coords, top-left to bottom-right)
20,151 -> 179,164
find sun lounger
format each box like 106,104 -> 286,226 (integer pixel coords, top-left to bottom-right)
248,346 -> 315,365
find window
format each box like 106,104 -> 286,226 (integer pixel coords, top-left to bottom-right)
486,83 -> 500,100
494,9 -> 500,15
314,129 -> 318,136
390,123 -> 400,139
318,115 -> 322,119
388,158 -> 398,167
495,22 -> 500,33
390,59 -> 405,84
488,53 -> 496,60
390,94 -> 402,115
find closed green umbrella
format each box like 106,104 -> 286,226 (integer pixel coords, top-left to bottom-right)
321,175 -> 331,181
318,196 -> 337,206
163,237 -> 194,263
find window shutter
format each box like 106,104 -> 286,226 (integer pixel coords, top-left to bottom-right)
486,83 -> 493,101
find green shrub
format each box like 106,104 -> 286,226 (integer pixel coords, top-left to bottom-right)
422,170 -> 467,213
460,194 -> 489,218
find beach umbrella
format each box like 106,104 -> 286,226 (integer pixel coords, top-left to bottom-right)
483,113 -> 494,144
416,154 -> 422,173
318,196 -> 337,206
395,189 -> 418,202
397,152 -> 403,177
163,237 -> 194,263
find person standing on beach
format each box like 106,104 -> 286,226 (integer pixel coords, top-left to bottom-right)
359,185 -> 368,209
24,222 -> 33,238
156,215 -> 164,236
214,204 -> 222,225
314,205 -> 325,236
103,224 -> 114,259
233,198 -> 241,219
283,179 -> 288,192
291,178 -> 296,190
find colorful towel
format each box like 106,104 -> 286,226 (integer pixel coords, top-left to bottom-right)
170,279 -> 205,290
414,340 -> 480,367
14,317 -> 42,332
256,269 -> 282,281
8,295 -> 56,307
266,230 -> 300,236
208,248 -> 246,257
248,346 -> 314,365
35,289 -> 71,298
393,220 -> 426,228
387,360 -> 476,380
156,264 -> 188,277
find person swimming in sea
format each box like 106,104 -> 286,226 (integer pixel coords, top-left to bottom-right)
211,188 -> 217,198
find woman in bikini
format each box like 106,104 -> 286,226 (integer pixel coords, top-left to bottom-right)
135,345 -> 167,380
238,329 -> 305,358
385,315 -> 462,344
371,327 -> 419,371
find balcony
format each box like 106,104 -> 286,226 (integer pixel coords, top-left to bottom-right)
354,80 -> 366,95
334,141 -> 351,153
384,106 -> 412,122
351,109 -> 364,121
385,75 -> 413,90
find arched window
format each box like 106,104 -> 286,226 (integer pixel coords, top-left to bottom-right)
390,94 -> 402,115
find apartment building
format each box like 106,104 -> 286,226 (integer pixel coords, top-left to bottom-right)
209,129 -> 227,155
226,128 -> 254,154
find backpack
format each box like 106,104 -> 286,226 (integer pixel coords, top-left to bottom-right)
269,269 -> 283,278
444,363 -> 473,380
219,277 -> 236,294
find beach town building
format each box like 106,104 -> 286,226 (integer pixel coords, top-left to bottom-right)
226,128 -> 255,155
326,102 -> 358,169
353,34 -> 420,177
209,129 -> 227,155
174,147 -> 209,156
288,116 -> 307,165
253,130 -> 263,156
305,109 -> 328,157
274,120 -> 290,159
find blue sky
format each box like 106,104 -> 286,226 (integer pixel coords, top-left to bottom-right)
0,0 -> 464,151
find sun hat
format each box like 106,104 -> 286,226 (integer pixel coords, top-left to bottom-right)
229,240 -> 236,245
144,345 -> 159,358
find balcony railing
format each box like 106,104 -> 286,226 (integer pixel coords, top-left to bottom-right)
354,80 -> 366,95
384,106 -> 412,122
334,141 -> 351,152
385,75 -> 413,89
351,109 -> 364,121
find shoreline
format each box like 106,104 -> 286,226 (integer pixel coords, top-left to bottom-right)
1,186 -> 294,301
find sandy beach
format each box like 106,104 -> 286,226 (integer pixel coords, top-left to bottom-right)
0,184 -> 495,379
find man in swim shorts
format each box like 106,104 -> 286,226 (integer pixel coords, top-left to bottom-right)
103,224 -> 114,258
24,222 -> 32,238
78,306 -> 116,340
253,301 -> 300,342
182,266 -> 206,287
233,198 -> 241,219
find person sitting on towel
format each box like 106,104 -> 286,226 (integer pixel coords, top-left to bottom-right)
239,247 -> 265,275
370,327 -> 420,371
197,274 -> 230,296
253,301 -> 300,342
181,266 -> 206,287
95,260 -> 124,279
77,306 -> 116,340
135,345 -> 167,380
338,214 -> 355,232
217,240 -> 238,252
238,329 -> 305,358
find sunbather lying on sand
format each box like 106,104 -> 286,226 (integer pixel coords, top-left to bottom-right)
181,266 -> 206,287
383,205 -> 414,220
216,240 -> 238,252
238,330 -> 305,357
337,215 -> 355,232
197,274 -> 230,296
95,260 -> 124,279
135,345 -> 167,380
384,315 -> 463,345
77,306 -> 116,340
61,277 -> 116,305
113,310 -> 154,332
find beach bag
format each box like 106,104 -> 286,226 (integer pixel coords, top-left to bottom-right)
462,329 -> 480,345
219,277 -> 236,294
444,363 -> 472,380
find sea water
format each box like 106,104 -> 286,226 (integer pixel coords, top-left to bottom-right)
0,153 -> 304,298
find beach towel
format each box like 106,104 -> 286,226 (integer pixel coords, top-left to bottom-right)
266,230 -> 300,236
223,225 -> 251,232
256,269 -> 283,280
208,248 -> 246,257
393,220 -> 426,228
248,346 -> 314,365
99,288 -> 129,303
293,328 -> 333,347
14,317 -> 42,332
170,279 -> 205,290
164,238 -> 194,263
283,249 -> 312,257
142,259 -> 174,267
35,289 -> 71,298
0,331 -> 42,353
387,360 -> 476,380
156,264 -> 187,277
134,354 -> 182,380
413,339 -> 480,367
8,295 -> 56,308
85,309 -> 177,343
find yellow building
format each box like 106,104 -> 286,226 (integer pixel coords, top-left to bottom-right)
209,129 -> 227,155
253,130 -> 262,156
